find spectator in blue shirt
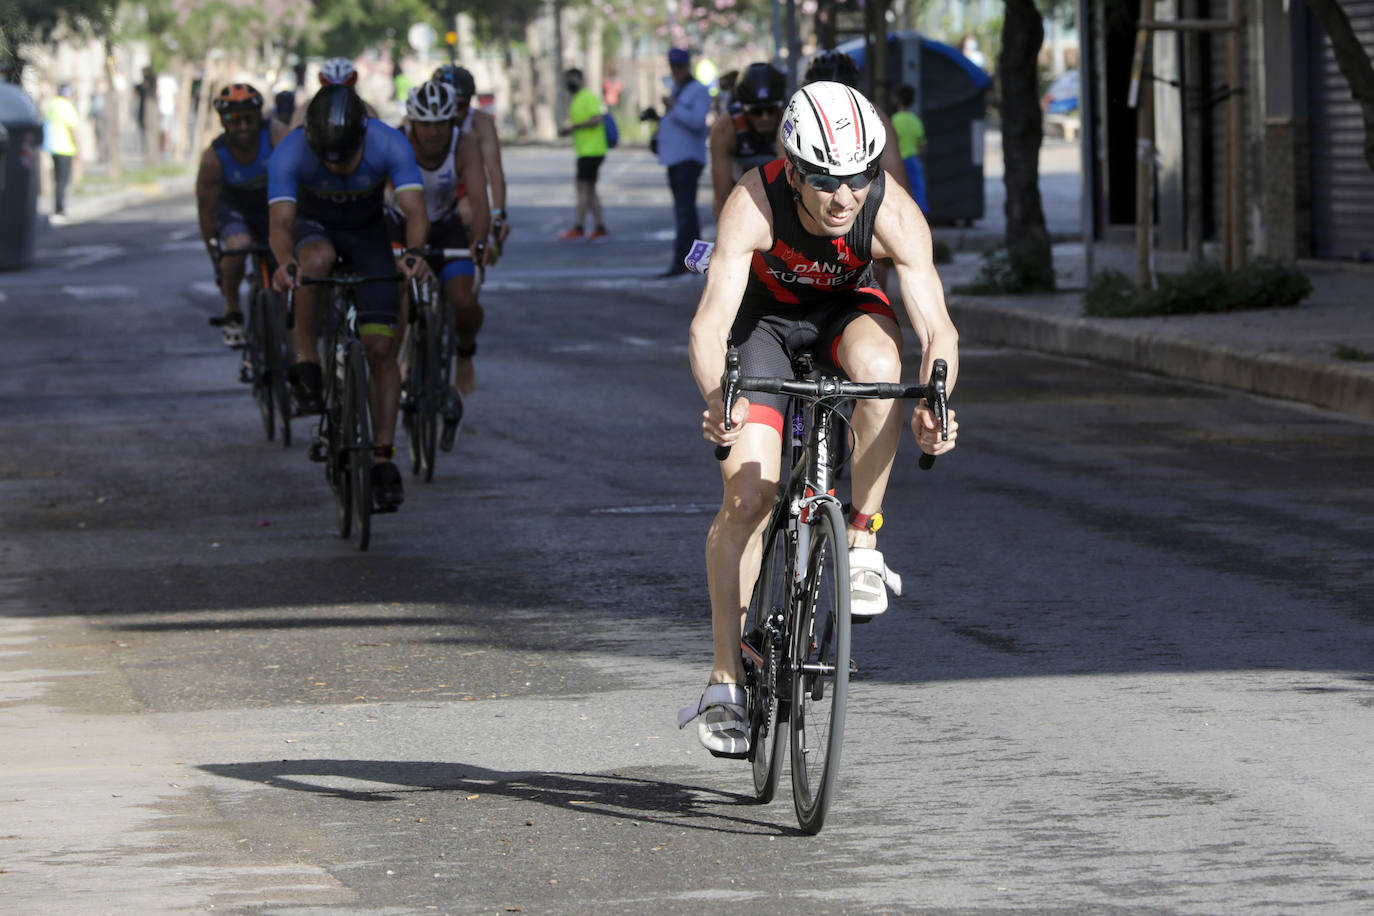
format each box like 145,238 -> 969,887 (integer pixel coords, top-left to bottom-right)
655,47 -> 710,277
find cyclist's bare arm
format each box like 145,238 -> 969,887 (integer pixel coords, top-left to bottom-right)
393,188 -> 431,280
474,112 -> 508,240
194,146 -> 224,246
268,199 -> 298,291
456,133 -> 490,261
688,174 -> 773,444
870,184 -> 959,453
708,116 -> 738,221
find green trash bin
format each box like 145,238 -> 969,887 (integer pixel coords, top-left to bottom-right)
0,82 -> 42,270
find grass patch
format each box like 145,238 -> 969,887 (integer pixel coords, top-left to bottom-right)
950,247 -> 1057,294
1083,258 -> 1312,317
76,163 -> 188,193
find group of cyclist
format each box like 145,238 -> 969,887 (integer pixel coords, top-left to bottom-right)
196,50 -> 961,761
195,59 -> 508,512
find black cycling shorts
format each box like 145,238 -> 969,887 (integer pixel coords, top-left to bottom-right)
728,287 -> 897,437
292,217 -> 399,335
576,156 -> 604,184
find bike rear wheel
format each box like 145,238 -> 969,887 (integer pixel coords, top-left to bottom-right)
403,326 -> 423,476
345,344 -> 373,551
745,517 -> 790,804
789,499 -> 851,835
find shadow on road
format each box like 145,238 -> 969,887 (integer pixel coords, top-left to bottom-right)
198,758 -> 804,837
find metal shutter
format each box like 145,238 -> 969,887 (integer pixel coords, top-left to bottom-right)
1308,0 -> 1374,260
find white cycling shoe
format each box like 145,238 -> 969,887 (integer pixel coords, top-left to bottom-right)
849,547 -> 902,620
678,682 -> 749,758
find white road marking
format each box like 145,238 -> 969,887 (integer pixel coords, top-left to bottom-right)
62,285 -> 137,299
191,281 -> 221,297
58,245 -> 126,269
162,240 -> 209,252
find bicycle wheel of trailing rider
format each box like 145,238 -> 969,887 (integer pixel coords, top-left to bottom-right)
248,287 -> 275,442
345,344 -> 373,551
264,287 -> 292,447
745,514 -> 790,804
789,499 -> 851,835
418,300 -> 442,482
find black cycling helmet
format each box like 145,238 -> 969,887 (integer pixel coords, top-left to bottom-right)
305,85 -> 368,164
432,64 -> 476,99
734,62 -> 786,109
803,50 -> 859,88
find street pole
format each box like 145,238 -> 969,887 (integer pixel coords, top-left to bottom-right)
1130,7 -> 1155,290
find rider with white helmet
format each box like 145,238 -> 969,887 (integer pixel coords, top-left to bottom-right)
391,79 -> 491,450
681,81 -> 961,757
288,58 -> 377,129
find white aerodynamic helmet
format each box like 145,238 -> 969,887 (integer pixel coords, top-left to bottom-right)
318,57 -> 358,87
406,80 -> 457,122
780,80 -> 886,175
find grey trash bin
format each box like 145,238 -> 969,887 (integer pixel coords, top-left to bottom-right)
0,82 -> 42,270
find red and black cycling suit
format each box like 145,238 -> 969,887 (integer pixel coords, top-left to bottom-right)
729,158 -> 894,437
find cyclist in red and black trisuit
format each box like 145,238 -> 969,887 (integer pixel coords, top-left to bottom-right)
682,82 -> 960,756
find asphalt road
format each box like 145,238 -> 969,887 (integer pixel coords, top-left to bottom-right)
2,146 -> 1373,915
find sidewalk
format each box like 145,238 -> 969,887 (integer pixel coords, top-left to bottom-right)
938,241 -> 1374,422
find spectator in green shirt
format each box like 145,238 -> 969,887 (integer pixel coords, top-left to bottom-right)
556,68 -> 609,241
43,84 -> 80,219
890,84 -> 927,212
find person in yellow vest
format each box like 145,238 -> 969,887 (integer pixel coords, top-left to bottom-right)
43,84 -> 80,221
556,68 -> 609,241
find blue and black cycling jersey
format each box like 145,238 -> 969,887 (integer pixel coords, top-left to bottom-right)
267,118 -> 423,229
213,126 -> 273,225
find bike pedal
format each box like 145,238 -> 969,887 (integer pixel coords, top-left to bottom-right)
307,442 -> 328,463
707,747 -> 750,760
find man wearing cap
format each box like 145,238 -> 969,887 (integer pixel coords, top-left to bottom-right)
656,47 -> 711,277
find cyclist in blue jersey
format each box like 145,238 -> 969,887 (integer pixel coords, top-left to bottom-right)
268,85 -> 430,511
195,83 -> 291,346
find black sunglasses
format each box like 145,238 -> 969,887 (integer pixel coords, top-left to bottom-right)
743,104 -> 782,116
799,161 -> 880,193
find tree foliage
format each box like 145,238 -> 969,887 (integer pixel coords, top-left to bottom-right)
0,0 -> 114,63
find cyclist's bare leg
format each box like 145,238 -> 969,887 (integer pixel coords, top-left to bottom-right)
705,423 -> 783,685
446,272 -> 482,395
363,331 -> 401,449
835,313 -> 904,550
292,239 -> 335,364
219,230 -> 251,318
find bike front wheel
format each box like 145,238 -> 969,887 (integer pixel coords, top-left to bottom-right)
345,344 -> 373,551
789,500 -> 851,835
248,287 -> 275,442
745,518 -> 789,804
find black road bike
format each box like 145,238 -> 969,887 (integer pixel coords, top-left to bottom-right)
286,264 -> 405,551
400,247 -> 479,481
717,347 -> 948,834
209,240 -> 292,446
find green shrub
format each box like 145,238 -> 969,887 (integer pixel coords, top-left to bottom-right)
952,247 -> 1057,294
1082,258 -> 1312,317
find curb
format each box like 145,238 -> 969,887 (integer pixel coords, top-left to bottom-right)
948,295 -> 1374,422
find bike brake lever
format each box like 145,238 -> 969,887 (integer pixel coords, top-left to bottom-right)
918,359 -> 948,471
715,348 -> 741,462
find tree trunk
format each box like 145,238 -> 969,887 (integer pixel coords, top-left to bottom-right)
999,0 -> 1055,290
1306,0 -> 1374,173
